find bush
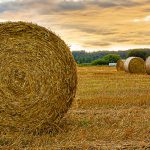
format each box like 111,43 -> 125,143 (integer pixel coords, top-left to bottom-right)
91,59 -> 109,65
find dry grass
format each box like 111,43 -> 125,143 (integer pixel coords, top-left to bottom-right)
0,22 -> 77,133
116,60 -> 125,71
1,66 -> 150,149
146,56 -> 150,75
124,57 -> 146,74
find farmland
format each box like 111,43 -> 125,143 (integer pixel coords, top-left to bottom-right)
1,66 -> 150,149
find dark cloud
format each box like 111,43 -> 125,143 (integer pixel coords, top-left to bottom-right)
0,1 -> 21,12
91,1 -> 117,8
0,0 -> 143,15
81,27 -> 117,35
57,1 -> 86,11
0,0 -> 54,13
107,38 -> 132,43
106,31 -> 150,45
0,0 -> 86,14
121,31 -> 150,37
0,0 -> 149,50
114,39 -> 131,42
137,31 -> 150,36
90,0 -> 140,8
62,24 -> 117,35
143,8 -> 150,12
56,0 -> 141,12
133,40 -> 150,45
84,41 -> 111,47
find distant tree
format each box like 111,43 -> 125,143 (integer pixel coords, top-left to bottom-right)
72,49 -> 150,64
91,59 -> 109,65
102,54 -> 121,63
128,50 -> 147,60
72,50 -> 126,64
91,54 -> 121,65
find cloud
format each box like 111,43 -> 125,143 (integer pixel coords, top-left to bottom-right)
0,0 -> 144,14
133,40 -> 150,45
84,41 -> 111,47
0,0 -> 150,50
0,0 -> 15,3
90,0 -> 140,8
131,31 -> 150,37
57,0 -> 86,11
108,38 -> 131,43
91,1 -> 117,8
133,15 -> 150,22
0,0 -> 86,14
61,24 -> 117,36
0,0 -> 56,13
57,0 -> 142,11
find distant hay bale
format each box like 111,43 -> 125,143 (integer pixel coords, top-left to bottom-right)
124,57 -> 145,74
145,56 -> 150,74
116,60 -> 125,71
0,22 -> 77,133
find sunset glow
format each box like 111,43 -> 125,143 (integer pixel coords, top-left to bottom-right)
0,0 -> 150,51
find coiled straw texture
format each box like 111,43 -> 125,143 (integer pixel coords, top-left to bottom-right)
124,57 -> 145,74
116,60 -> 125,71
0,22 -> 77,133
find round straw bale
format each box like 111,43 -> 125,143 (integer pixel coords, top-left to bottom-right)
116,60 -> 125,71
124,57 -> 145,74
145,56 -> 150,75
0,22 -> 77,133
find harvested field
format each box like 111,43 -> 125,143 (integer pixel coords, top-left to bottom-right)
1,66 -> 150,149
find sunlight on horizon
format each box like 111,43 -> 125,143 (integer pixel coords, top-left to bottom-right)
0,0 -> 150,52
70,44 -> 150,51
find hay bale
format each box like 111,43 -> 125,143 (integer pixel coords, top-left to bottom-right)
145,56 -> 150,75
116,60 -> 125,71
0,22 -> 77,133
124,57 -> 145,74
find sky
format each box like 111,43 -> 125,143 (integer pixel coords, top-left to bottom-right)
0,0 -> 150,51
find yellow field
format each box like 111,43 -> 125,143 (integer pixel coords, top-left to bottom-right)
1,66 -> 150,149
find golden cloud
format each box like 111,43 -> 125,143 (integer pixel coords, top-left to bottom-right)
0,0 -> 150,50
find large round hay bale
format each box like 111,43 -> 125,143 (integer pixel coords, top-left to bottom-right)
124,57 -> 145,74
116,60 -> 125,71
145,56 -> 150,75
0,22 -> 77,133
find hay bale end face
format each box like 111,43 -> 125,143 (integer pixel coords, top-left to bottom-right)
116,60 -> 125,71
0,22 -> 77,132
124,57 -> 145,74
145,56 -> 150,75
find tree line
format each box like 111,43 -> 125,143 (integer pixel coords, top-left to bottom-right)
72,49 -> 150,65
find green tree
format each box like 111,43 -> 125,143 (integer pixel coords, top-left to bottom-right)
91,54 -> 121,65
128,50 -> 147,60
102,54 -> 121,63
91,59 -> 109,65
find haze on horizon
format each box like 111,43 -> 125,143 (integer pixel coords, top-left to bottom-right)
0,0 -> 150,51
